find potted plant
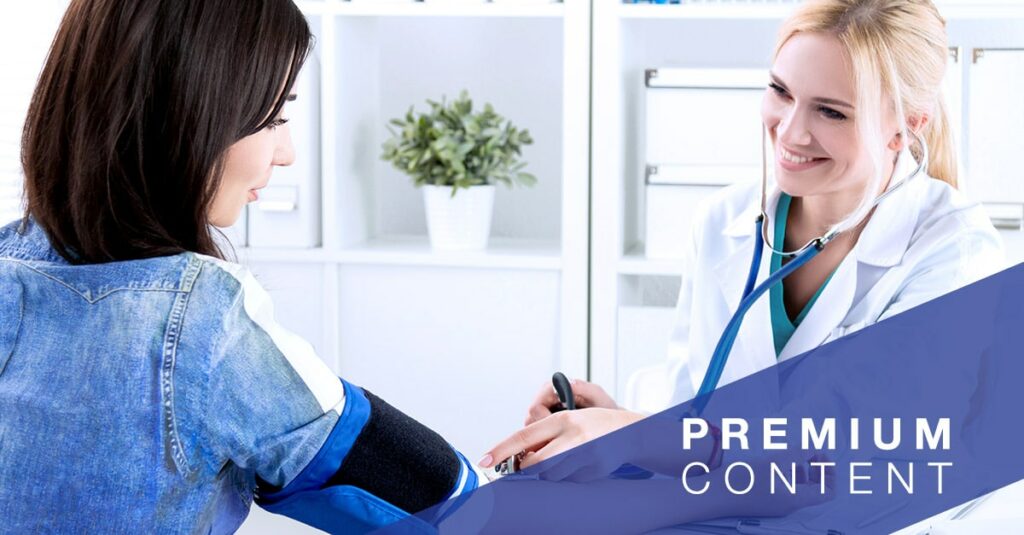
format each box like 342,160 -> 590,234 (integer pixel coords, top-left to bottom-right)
381,90 -> 535,251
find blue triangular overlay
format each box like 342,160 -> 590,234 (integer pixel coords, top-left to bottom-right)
376,265 -> 1024,534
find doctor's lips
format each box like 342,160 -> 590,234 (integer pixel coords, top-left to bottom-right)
777,145 -> 830,172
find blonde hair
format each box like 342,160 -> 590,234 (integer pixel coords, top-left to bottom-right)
775,0 -> 956,231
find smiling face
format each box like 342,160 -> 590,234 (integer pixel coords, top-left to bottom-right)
208,97 -> 296,228
761,32 -> 901,203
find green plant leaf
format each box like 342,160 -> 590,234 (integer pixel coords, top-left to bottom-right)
379,91 -> 536,195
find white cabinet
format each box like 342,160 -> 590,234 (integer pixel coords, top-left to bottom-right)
336,265 -> 562,457
591,3 -> 783,396
247,0 -> 589,440
645,184 -> 714,258
241,6 -> 589,530
967,47 -> 1024,262
968,48 -> 1024,205
247,262 -> 330,356
318,0 -> 590,420
243,2 -> 591,533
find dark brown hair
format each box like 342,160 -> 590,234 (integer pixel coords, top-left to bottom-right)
22,0 -> 312,263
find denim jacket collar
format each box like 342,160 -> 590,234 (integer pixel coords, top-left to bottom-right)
0,217 -> 69,265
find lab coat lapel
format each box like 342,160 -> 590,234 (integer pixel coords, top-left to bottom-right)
777,253 -> 857,362
777,149 -> 922,361
708,188 -> 782,401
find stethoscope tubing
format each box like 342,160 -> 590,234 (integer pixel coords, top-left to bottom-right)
692,219 -> 823,415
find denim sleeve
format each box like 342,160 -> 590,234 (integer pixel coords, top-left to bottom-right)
179,257 -> 346,489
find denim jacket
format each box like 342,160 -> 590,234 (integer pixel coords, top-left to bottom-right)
0,219 -> 476,534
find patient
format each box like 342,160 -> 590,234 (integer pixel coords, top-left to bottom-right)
0,0 -> 481,532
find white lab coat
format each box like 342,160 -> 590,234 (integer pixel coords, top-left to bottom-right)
627,151 -> 1007,413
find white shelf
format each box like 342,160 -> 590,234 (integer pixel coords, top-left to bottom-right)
309,1 -> 565,18
235,239 -> 564,270
336,236 -> 562,270
294,0 -> 332,15
235,247 -> 332,264
937,3 -> 1024,19
618,244 -> 684,276
616,2 -> 797,20
615,2 -> 1024,21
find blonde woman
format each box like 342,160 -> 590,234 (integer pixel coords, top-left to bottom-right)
482,0 -> 1005,472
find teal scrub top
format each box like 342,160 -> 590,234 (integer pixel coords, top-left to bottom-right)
769,194 -> 836,357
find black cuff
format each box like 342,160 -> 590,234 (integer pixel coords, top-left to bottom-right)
327,389 -> 460,514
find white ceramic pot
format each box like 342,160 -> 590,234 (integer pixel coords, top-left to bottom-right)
422,184 -> 495,251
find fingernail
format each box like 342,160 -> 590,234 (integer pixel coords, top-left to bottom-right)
571,378 -> 581,385
477,454 -> 493,468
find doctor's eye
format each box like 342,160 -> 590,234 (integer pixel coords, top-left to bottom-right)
818,106 -> 847,121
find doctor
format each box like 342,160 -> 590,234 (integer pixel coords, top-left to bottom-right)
481,0 -> 1005,472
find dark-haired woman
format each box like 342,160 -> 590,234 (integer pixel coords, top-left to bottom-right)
0,0 -> 479,533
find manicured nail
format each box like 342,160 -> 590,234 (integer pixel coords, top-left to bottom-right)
477,454 -> 493,468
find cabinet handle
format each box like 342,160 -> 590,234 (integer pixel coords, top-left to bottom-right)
254,185 -> 299,212
645,69 -> 659,87
257,200 -> 298,212
645,165 -> 659,183
991,216 -> 1023,231
972,47 -> 1024,64
984,203 -> 1024,231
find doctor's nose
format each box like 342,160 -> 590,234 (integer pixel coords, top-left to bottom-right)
776,108 -> 814,148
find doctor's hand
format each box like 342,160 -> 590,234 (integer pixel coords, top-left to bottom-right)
480,408 -> 644,475
524,378 -> 618,425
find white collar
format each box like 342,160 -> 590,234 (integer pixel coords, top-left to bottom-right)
721,149 -> 925,268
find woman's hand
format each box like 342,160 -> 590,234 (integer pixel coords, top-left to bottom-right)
524,378 -> 618,425
480,408 -> 644,476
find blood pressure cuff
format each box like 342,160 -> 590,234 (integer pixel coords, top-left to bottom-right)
255,379 -> 479,534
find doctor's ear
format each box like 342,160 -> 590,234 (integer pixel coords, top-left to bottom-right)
888,114 -> 930,151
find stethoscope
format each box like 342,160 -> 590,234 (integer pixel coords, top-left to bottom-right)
691,128 -> 930,416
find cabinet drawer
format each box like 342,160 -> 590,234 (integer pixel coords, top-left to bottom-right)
645,68 -> 765,186
645,183 -> 721,259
